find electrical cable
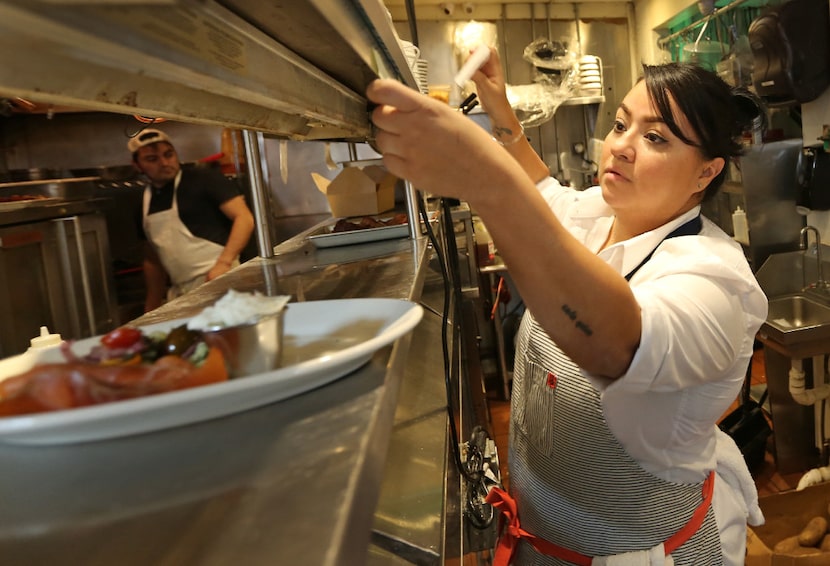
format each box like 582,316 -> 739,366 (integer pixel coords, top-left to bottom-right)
416,192 -> 470,480
490,277 -> 506,320
406,97 -> 506,532
416,193 -> 497,530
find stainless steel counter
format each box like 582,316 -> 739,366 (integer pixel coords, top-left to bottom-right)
0,225 -> 452,565
0,197 -> 112,227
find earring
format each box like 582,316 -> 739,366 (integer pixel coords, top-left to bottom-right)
697,182 -> 702,189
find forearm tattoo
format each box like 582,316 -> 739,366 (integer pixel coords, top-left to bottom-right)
561,304 -> 594,337
492,125 -> 515,138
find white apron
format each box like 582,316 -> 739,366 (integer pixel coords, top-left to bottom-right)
142,171 -> 225,298
499,311 -> 723,565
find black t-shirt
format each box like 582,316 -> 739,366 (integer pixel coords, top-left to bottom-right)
144,165 -> 243,246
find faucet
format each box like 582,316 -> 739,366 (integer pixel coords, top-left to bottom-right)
800,225 -> 829,291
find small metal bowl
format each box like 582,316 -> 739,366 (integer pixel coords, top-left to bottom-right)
201,312 -> 284,377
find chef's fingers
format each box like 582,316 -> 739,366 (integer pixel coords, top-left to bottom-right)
368,79 -> 451,135
368,79 -> 450,172
475,47 -> 503,82
367,78 -> 513,202
367,79 -> 426,119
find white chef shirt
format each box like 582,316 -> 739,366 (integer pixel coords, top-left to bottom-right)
535,177 -> 768,485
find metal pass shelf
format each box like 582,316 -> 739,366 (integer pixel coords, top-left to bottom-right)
0,0 -> 417,141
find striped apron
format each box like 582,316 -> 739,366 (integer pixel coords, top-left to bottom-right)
489,309 -> 723,565
487,216 -> 723,564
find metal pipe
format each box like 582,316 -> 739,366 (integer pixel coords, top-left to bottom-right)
539,2 -> 561,178
530,3 -> 545,164
404,0 -> 418,47
626,2 -> 639,77
53,218 -> 81,337
546,1 -> 551,40
404,179 -> 420,240
242,130 -> 274,259
500,4 -> 509,84
529,2 -> 536,39
69,215 -> 97,335
801,225 -> 828,290
656,0 -> 752,48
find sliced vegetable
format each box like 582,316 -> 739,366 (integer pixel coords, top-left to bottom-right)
100,326 -> 143,349
162,325 -> 201,357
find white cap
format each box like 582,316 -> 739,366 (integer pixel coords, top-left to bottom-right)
127,128 -> 173,154
29,326 -> 62,349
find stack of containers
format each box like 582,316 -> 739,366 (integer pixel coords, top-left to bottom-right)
577,55 -> 603,96
400,40 -> 429,94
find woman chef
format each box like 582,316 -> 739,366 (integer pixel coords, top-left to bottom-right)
367,49 -> 767,565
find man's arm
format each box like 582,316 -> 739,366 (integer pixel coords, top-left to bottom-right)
143,243 -> 168,312
206,194 -> 255,281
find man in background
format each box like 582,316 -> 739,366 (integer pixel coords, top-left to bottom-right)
129,128 -> 254,311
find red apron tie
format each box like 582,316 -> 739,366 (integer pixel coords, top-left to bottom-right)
664,470 -> 715,554
485,487 -> 592,566
485,470 -> 716,566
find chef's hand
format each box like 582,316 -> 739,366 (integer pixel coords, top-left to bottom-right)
367,79 -> 521,205
206,259 -> 232,282
469,48 -> 523,142
469,47 -> 507,111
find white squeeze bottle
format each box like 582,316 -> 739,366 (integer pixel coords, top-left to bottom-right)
0,326 -> 62,379
29,326 -> 62,351
732,206 -> 750,245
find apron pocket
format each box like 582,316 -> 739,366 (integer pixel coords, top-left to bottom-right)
515,360 -> 559,456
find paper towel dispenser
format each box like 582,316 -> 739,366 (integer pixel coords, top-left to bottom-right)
748,0 -> 830,105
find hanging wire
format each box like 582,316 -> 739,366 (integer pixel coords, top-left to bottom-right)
124,116 -> 166,141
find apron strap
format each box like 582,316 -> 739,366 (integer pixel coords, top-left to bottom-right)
624,215 -> 702,282
485,470 -> 715,565
485,487 -> 593,566
664,470 -> 715,554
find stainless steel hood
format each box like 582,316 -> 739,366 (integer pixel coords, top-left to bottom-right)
0,0 -> 417,141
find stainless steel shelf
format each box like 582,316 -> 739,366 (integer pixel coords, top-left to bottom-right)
0,0 -> 417,141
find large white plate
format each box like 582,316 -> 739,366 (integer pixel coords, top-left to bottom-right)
0,298 -> 423,445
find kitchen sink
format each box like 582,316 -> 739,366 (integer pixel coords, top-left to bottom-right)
762,294 -> 830,345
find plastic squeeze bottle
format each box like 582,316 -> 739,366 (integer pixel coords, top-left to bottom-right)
732,206 -> 750,245
29,326 -> 62,351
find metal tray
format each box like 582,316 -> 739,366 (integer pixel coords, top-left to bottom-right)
308,216 -> 409,248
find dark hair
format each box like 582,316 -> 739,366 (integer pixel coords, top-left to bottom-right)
641,62 -> 765,201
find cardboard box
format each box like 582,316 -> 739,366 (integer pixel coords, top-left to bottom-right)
746,481 -> 830,565
312,165 -> 396,218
